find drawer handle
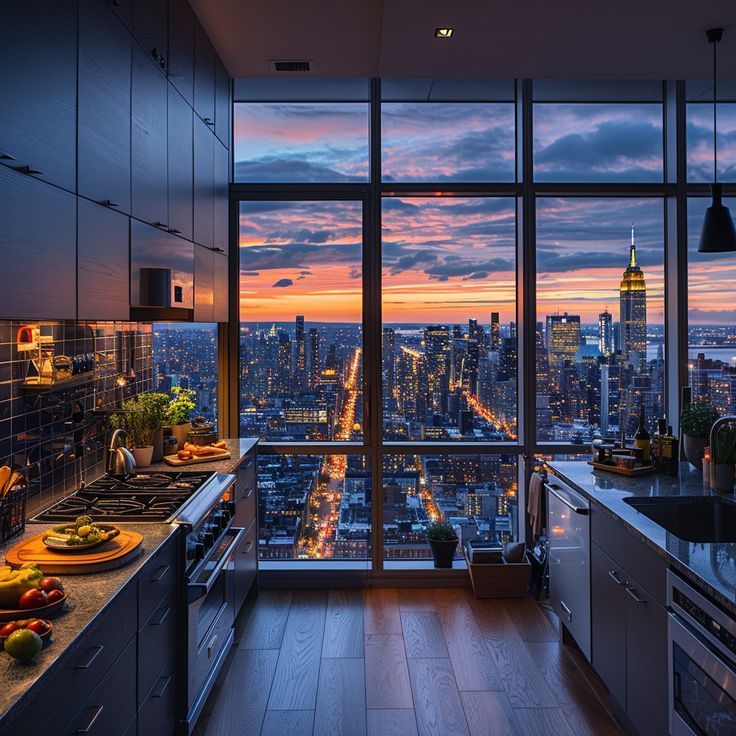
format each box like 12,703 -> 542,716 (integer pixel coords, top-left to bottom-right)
560,600 -> 573,622
151,606 -> 172,626
76,645 -> 104,670
99,199 -> 119,207
168,228 -> 182,234
151,674 -> 172,699
13,164 -> 42,175
626,586 -> 646,604
207,634 -> 218,658
153,220 -> 168,229
608,570 -> 626,586
150,564 -> 170,583
241,457 -> 254,470
242,540 -> 254,554
76,704 -> 104,734
242,485 -> 254,499
0,153 -> 16,160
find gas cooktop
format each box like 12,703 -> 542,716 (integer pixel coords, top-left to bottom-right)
32,471 -> 216,523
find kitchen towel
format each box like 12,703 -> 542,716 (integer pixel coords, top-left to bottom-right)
527,472 -> 545,538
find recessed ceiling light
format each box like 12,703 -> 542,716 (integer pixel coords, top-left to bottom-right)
435,28 -> 454,39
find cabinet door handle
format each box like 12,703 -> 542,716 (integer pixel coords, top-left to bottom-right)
0,153 -> 16,160
153,220 -> 168,229
168,228 -> 182,234
76,644 -> 104,669
151,674 -> 172,699
626,585 -> 646,604
243,540 -> 254,554
608,570 -> 626,585
151,606 -> 172,626
207,634 -> 218,658
13,164 -> 42,175
560,600 -> 573,622
213,247 -> 225,253
242,484 -> 253,499
203,117 -> 214,126
150,564 -> 170,583
99,199 -> 119,207
75,704 -> 104,734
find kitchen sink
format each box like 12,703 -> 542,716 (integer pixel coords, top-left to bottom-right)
623,496 -> 736,542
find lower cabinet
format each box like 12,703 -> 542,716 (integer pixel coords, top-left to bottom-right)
138,657 -> 176,736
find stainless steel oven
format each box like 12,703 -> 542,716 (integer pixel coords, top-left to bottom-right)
668,571 -> 736,736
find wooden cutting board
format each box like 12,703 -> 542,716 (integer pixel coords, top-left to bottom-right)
163,450 -> 231,466
5,529 -> 144,574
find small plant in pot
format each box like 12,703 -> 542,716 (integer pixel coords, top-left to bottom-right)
425,520 -> 459,569
680,402 -> 719,469
712,425 -> 736,493
166,387 -> 197,451
135,392 -> 169,461
110,398 -> 158,468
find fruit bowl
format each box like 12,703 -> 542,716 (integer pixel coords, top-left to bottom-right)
42,523 -> 120,552
0,618 -> 52,641
0,593 -> 67,622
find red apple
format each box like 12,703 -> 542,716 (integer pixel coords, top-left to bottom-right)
0,623 -> 18,637
18,588 -> 47,610
39,577 -> 63,592
46,589 -> 65,604
26,619 -> 51,636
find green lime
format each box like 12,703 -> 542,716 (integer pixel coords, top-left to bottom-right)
4,628 -> 42,662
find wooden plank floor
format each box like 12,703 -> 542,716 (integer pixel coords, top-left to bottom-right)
194,588 -> 625,736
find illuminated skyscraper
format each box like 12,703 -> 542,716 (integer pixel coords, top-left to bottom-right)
383,327 -> 396,400
546,312 -> 581,380
295,315 -> 306,388
308,328 -> 320,387
598,308 -> 614,356
490,312 -> 500,351
619,226 -> 647,369
424,325 -> 450,404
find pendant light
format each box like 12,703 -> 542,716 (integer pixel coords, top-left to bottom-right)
698,27 -> 736,253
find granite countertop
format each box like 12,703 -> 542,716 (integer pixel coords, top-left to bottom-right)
0,437 -> 259,722
545,460 -> 736,613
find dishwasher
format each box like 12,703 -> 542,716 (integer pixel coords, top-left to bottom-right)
545,475 -> 591,661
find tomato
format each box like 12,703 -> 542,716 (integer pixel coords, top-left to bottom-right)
46,589 -> 65,604
39,577 -> 63,592
0,623 -> 18,638
18,588 -> 47,609
26,619 -> 50,636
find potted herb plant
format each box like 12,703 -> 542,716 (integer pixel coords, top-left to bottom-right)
110,398 -> 157,467
712,425 -> 736,492
680,401 -> 719,469
135,392 -> 169,461
166,387 -> 197,451
425,520 -> 459,569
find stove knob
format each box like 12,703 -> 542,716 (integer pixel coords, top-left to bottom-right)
188,542 -> 205,561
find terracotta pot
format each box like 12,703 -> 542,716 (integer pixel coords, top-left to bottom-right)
133,446 -> 154,468
682,434 -> 708,469
170,422 -> 192,452
711,463 -> 735,493
428,538 -> 458,568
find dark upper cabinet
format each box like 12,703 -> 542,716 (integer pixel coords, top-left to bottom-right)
193,117 -> 214,248
213,251 -> 229,323
194,245 -> 214,321
214,139 -> 229,252
131,220 -> 194,310
215,58 -> 230,147
78,0 -> 131,213
168,87 -> 194,240
193,20 -> 216,126
0,166 -> 76,320
133,0 -> 168,72
0,2 -> 77,192
78,199 -> 130,321
132,44 -> 168,227
167,0 -> 194,105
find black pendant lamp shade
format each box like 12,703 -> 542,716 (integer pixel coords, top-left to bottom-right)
698,28 -> 736,253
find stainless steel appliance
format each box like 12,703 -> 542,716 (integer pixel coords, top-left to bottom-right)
667,570 -> 736,735
545,475 -> 591,661
176,471 -> 241,734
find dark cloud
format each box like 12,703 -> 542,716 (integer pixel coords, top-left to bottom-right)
235,157 -> 366,183
272,278 -> 293,288
426,256 -> 514,280
463,271 -> 489,280
242,242 -> 361,270
389,251 -> 438,275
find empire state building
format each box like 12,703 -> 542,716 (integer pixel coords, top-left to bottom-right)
619,226 -> 647,369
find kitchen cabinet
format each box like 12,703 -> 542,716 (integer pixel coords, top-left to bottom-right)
193,19 -> 216,126
132,44 -> 168,228
77,199 -> 130,321
138,658 -> 176,736
133,0 -> 168,73
213,251 -> 230,322
194,245 -> 215,321
167,0 -> 194,105
193,117 -> 215,247
232,450 -> 258,615
168,87 -> 194,240
0,166 -> 76,320
78,0 -> 132,214
215,57 -> 231,146
105,0 -> 132,31
214,139 -> 230,252
0,2 -> 77,192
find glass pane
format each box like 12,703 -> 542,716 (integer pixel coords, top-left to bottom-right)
234,103 -> 369,182
383,454 -> 518,561
687,197 -> 736,412
258,453 -> 371,561
382,197 -> 517,441
686,103 -> 736,182
536,198 -> 665,442
239,201 -> 363,441
382,103 -> 515,182
533,103 -> 663,182
153,323 -> 218,428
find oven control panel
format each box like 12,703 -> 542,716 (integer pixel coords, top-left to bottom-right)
185,499 -> 235,562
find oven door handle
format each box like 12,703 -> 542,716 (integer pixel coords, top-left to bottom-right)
187,527 -> 245,604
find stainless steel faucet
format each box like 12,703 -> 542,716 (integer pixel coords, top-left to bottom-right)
107,428 -> 136,477
709,416 -> 736,465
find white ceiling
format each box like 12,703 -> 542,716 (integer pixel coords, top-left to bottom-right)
189,0 -> 736,80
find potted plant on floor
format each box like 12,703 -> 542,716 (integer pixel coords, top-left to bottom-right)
712,425 -> 736,492
680,401 -> 719,469
425,521 -> 459,569
135,392 -> 169,461
166,387 -> 197,451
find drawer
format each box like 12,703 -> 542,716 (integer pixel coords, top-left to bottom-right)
234,464 -> 256,529
590,503 -> 666,605
63,637 -> 137,736
138,590 -> 176,704
138,658 -> 176,736
138,537 -> 177,626
232,520 -> 257,616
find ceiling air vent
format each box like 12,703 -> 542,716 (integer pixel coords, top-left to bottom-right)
269,60 -> 314,73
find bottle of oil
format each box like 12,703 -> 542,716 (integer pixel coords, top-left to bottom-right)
659,425 -> 679,476
633,403 -> 651,464
652,419 -> 665,471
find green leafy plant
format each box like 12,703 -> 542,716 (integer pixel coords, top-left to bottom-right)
136,392 -> 169,430
680,402 -> 719,439
715,426 -> 736,465
109,396 -> 161,448
425,520 -> 458,541
166,387 -> 197,426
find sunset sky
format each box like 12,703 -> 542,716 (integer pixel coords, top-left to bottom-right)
236,101 -> 736,326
